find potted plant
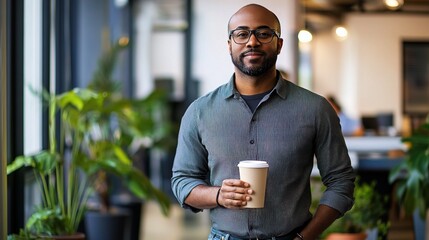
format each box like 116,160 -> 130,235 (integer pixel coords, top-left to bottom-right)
72,38 -> 175,240
85,38 -> 175,210
7,88 -> 171,240
389,115 -> 429,240
6,43 -> 172,239
80,39 -> 175,240
7,90 -> 90,240
319,179 -> 389,240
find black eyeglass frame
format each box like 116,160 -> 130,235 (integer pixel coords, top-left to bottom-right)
228,28 -> 281,44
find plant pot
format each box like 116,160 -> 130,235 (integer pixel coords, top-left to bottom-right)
112,194 -> 143,240
325,232 -> 367,240
85,210 -> 130,240
427,210 -> 429,240
413,209 -> 428,240
45,233 -> 86,240
365,228 -> 378,240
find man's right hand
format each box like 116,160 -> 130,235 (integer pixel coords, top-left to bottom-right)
217,179 -> 253,209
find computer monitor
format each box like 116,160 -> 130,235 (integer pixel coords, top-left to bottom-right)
377,113 -> 394,128
361,113 -> 394,136
361,116 -> 379,135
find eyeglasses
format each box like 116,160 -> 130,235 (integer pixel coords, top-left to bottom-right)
229,28 -> 280,44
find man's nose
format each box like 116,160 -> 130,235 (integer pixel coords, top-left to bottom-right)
246,33 -> 261,47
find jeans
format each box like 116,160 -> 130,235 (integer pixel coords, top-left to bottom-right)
208,227 -> 296,240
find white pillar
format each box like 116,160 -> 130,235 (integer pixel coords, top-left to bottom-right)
134,0 -> 157,98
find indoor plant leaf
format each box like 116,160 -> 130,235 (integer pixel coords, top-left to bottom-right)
7,151 -> 57,176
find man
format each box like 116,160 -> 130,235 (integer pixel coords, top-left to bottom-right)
171,4 -> 355,240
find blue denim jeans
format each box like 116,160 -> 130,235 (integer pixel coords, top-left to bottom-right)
208,227 -> 296,240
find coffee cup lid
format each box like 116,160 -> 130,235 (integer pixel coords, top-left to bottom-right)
237,160 -> 269,168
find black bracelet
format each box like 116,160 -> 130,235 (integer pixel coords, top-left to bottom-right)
296,233 -> 304,240
216,188 -> 223,207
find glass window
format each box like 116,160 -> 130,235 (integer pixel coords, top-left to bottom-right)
23,0 -> 43,221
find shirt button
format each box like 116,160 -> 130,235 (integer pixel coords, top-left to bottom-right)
250,140 -> 255,144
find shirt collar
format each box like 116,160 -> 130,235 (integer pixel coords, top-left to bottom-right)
222,71 -> 289,100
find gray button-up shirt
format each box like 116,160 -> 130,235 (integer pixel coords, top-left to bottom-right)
171,74 -> 355,238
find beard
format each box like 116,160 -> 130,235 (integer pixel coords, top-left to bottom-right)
231,49 -> 277,76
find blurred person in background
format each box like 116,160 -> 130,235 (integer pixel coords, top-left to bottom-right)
327,95 -> 363,137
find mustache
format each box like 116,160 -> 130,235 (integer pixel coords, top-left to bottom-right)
241,49 -> 265,57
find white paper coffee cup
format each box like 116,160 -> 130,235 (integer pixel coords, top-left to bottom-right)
237,160 -> 269,208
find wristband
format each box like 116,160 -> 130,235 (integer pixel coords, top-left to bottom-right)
216,188 -> 223,207
296,233 -> 304,240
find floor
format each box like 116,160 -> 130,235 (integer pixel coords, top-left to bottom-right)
388,216 -> 414,240
141,201 -> 210,240
140,201 -> 416,240
386,206 -> 415,240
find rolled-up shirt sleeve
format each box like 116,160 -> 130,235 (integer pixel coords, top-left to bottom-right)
171,101 -> 209,210
315,99 -> 356,215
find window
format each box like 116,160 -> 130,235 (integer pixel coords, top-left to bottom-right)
403,41 -> 429,115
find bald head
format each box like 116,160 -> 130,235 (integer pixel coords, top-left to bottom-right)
228,4 -> 281,36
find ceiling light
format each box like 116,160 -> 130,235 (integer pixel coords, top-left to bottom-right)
298,29 -> 313,43
384,0 -> 404,10
333,25 -> 348,41
115,0 -> 128,7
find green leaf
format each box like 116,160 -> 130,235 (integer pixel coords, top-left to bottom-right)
7,156 -> 35,174
33,152 -> 58,175
25,207 -> 71,236
7,151 -> 57,175
112,145 -> 132,165
124,170 -> 171,216
56,88 -> 104,113
392,116 -> 429,217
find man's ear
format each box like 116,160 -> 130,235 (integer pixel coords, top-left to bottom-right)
228,40 -> 232,54
277,38 -> 284,55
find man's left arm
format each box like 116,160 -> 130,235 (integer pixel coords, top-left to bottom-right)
294,204 -> 340,240
300,98 -> 356,240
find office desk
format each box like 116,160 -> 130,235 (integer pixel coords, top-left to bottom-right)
311,136 -> 406,175
358,157 -> 404,170
310,155 -> 404,176
345,136 -> 406,153
345,136 -> 406,170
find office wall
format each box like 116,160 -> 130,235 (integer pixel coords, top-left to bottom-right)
313,14 -> 429,130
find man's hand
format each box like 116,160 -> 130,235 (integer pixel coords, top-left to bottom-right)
217,179 -> 253,208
